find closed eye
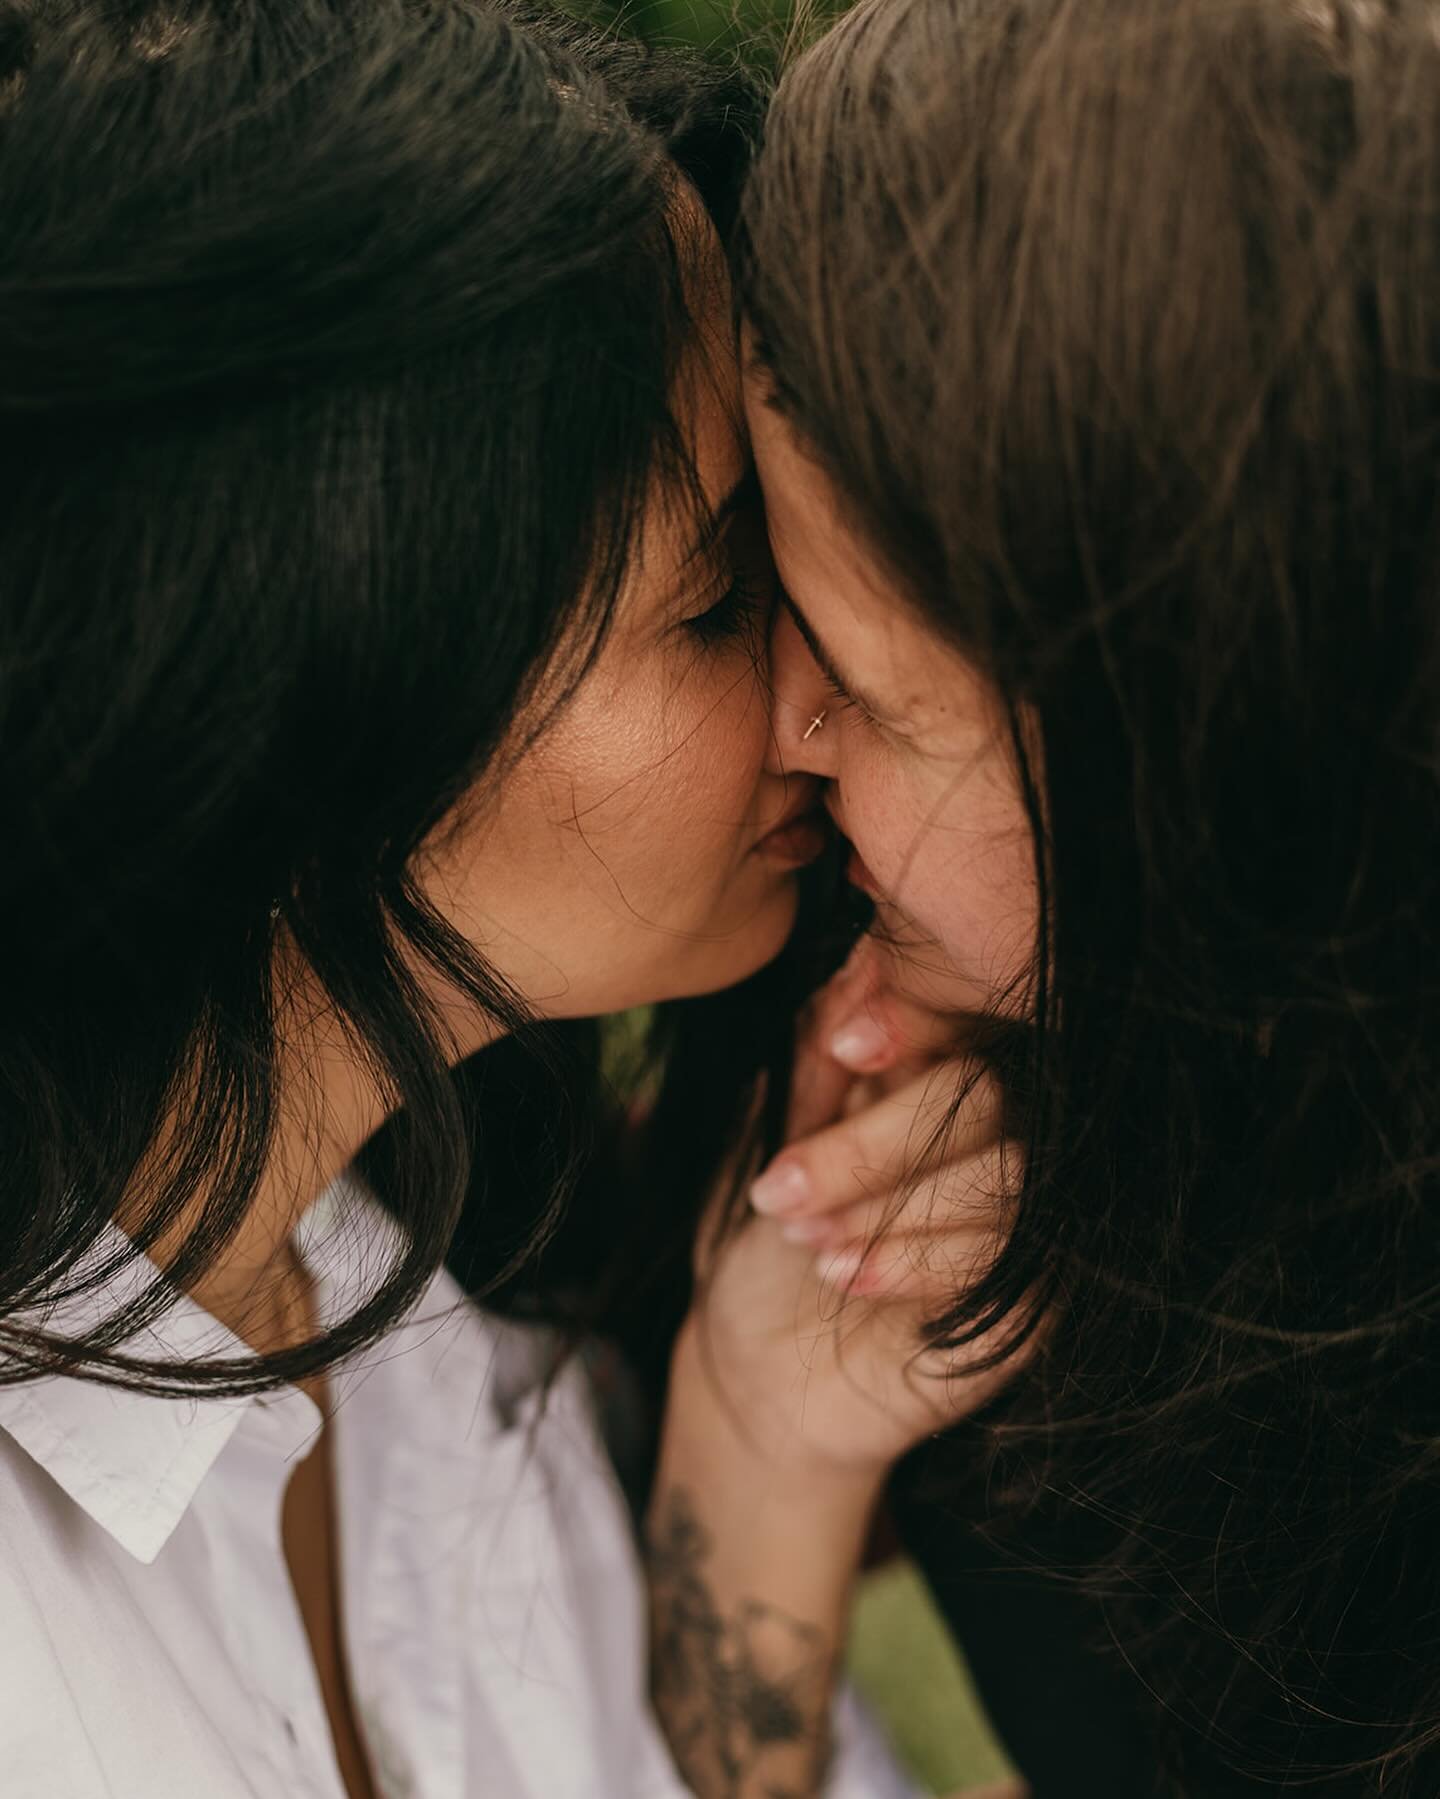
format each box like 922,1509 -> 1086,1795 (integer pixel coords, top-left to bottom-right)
680,574 -> 767,649
819,667 -> 877,729
779,590 -> 889,728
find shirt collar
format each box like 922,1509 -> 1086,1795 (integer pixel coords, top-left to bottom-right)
0,1182 -> 384,1565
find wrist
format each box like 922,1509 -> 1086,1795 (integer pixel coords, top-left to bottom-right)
648,1318 -> 887,1798
664,1315 -> 892,1506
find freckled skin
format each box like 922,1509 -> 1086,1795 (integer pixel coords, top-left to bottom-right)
745,366 -> 1038,1020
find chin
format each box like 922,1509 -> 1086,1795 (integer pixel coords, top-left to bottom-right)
641,878 -> 801,1007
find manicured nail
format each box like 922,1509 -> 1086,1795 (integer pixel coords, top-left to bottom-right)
820,1247 -> 865,1288
749,1159 -> 810,1216
780,1217 -> 833,1247
829,1016 -> 893,1070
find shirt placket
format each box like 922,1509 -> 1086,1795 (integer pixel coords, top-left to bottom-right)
328,1355 -> 470,1799
207,1395 -> 351,1799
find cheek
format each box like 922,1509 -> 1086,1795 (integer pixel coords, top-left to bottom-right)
553,649 -> 770,890
906,811 -> 1036,999
841,743 -> 1037,1004
416,641 -> 789,1025
834,748 -> 919,887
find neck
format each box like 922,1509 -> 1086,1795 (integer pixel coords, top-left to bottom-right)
130,944 -> 500,1357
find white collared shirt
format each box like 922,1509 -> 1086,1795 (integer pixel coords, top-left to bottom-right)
0,1183 -> 917,1799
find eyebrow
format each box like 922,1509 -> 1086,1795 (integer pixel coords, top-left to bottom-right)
779,589 -> 893,725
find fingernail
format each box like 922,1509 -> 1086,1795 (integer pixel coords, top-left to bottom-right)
780,1217 -> 833,1247
820,1247 -> 865,1288
750,1159 -> 810,1216
829,1016 -> 893,1070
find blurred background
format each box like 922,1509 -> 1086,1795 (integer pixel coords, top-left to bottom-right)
575,0 -> 829,60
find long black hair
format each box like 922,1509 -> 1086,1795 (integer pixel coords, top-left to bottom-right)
0,0 -> 759,1396
742,0 -> 1440,1790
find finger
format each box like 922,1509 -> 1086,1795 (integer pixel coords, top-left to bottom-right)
829,986 -> 965,1078
751,1060 -> 1000,1221
776,1142 -> 1013,1252
785,940 -> 881,1138
789,934 -> 957,1139
814,935 -> 961,1077
796,937 -> 897,1090
805,934 -> 886,1058
820,1226 -> 1003,1302
786,1007 -> 857,1141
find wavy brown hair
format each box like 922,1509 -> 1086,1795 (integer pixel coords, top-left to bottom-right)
742,0 -> 1440,1790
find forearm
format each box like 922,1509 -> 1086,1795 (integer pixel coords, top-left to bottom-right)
645,1328 -> 883,1799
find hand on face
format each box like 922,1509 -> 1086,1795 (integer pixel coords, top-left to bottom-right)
668,362 -> 1045,1487
682,936 -> 1032,1486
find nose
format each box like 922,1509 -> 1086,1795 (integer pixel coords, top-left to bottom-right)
766,605 -> 838,779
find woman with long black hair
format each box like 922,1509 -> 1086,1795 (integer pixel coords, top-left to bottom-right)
0,3 -> 960,1794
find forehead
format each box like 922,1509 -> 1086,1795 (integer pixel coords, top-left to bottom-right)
650,205 -> 748,532
743,371 -> 963,726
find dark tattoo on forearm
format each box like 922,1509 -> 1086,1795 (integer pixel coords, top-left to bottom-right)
645,1485 -> 835,1799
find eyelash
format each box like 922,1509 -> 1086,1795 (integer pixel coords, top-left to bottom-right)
682,575 -> 767,649
681,586 -> 883,731
820,669 -> 878,730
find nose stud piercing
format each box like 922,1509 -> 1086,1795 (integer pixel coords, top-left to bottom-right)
802,710 -> 827,741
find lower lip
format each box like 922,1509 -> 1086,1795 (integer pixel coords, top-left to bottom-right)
847,847 -> 882,898
754,813 -> 830,867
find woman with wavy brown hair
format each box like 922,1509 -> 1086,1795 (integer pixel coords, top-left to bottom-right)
734,0 -> 1440,1791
